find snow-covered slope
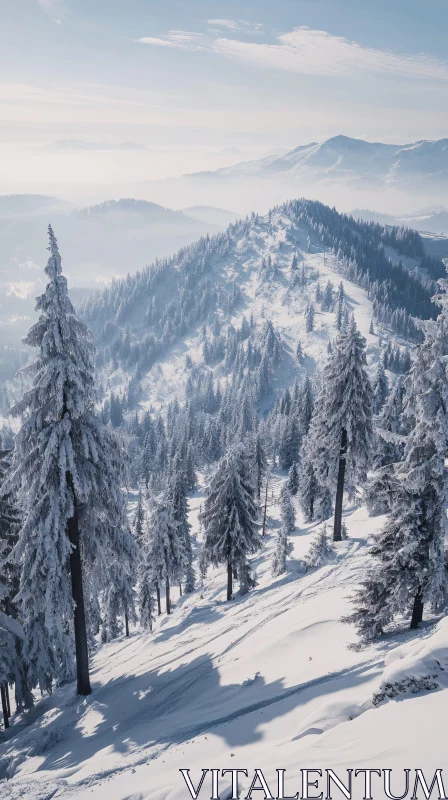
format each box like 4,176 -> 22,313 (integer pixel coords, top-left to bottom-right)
1,499 -> 446,800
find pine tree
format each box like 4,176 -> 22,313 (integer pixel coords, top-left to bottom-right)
253,433 -> 268,499
145,502 -> 182,615
133,489 -> 145,546
102,555 -> 138,640
335,282 -> 345,331
167,459 -> 195,594
138,519 -> 157,629
287,461 -> 299,495
272,485 -> 295,576
305,319 -> 373,541
304,304 -> 315,333
304,526 -> 334,569
349,295 -> 448,638
297,375 -> 314,437
0,446 -> 33,713
372,362 -> 389,414
1,227 -> 133,695
200,444 -> 261,600
279,414 -> 300,470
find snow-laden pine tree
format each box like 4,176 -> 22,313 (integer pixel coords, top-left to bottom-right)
143,502 -> 182,615
102,554 -> 138,640
372,362 -> 389,414
201,443 -> 261,600
0,446 -> 33,714
304,526 -> 334,569
287,461 -> 299,496
1,227 -> 133,696
253,433 -> 268,500
279,414 -> 300,470
349,293 -> 448,638
296,375 -> 314,438
304,319 -> 373,541
132,489 -> 145,546
167,458 -> 195,594
272,485 -> 294,576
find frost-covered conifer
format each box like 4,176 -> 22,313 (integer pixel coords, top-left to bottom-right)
297,375 -> 314,438
304,319 -> 373,541
272,485 -> 294,576
1,227 -> 133,695
349,294 -> 448,638
201,444 -> 261,600
304,526 -> 334,569
167,459 -> 195,593
144,503 -> 182,615
132,489 -> 145,546
372,362 -> 389,414
102,556 -> 138,640
304,304 -> 315,333
279,414 -> 300,470
0,447 -> 33,713
253,433 -> 268,499
287,461 -> 299,496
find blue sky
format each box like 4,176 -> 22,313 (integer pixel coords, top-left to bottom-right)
0,0 -> 447,197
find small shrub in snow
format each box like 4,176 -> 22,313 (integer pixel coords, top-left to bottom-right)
304,526 -> 334,569
373,675 -> 439,706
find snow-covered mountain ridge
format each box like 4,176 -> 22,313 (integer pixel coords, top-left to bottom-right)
79,198 -> 440,414
186,136 -> 448,191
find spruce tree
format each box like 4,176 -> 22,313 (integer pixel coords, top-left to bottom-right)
297,375 -> 314,437
287,461 -> 299,496
201,444 -> 261,600
304,526 -> 334,569
349,298 -> 448,638
253,433 -> 268,500
2,227 -> 132,695
372,362 -> 389,414
132,489 -> 145,546
0,447 -> 33,713
167,459 -> 195,594
272,485 -> 294,576
305,319 -> 373,541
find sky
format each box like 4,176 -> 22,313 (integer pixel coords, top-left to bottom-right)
0,0 -> 447,200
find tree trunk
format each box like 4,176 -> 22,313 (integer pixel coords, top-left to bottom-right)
124,606 -> 129,638
179,582 -> 182,597
5,683 -> 10,718
262,473 -> 269,537
166,577 -> 171,615
333,427 -> 347,542
410,586 -> 424,630
227,554 -> 233,601
1,683 -> 9,730
156,584 -> 161,616
67,488 -> 92,696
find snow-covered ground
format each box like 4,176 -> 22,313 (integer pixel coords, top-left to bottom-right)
1,492 -> 446,800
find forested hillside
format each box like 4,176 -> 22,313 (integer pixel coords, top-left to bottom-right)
1,199 -> 448,800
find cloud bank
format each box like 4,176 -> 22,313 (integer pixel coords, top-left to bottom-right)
137,26 -> 448,81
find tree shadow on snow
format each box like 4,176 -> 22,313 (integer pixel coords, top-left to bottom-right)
26,651 -> 379,777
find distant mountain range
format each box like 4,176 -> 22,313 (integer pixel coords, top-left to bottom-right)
186,135 -> 448,191
0,196 -> 238,346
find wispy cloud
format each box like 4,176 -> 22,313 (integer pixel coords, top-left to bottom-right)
137,36 -> 176,48
137,26 -> 448,81
207,19 -> 264,35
